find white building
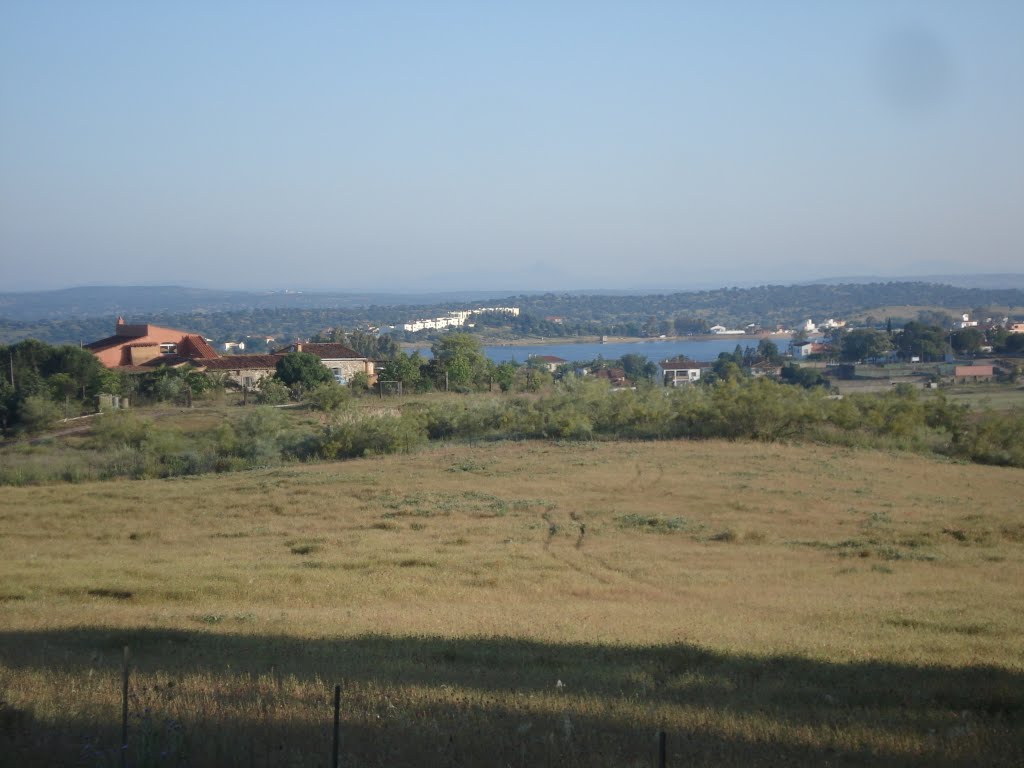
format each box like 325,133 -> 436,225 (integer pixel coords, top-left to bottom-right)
402,306 -> 520,332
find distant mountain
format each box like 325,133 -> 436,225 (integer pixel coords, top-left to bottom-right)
804,274 -> 1024,290
0,285 -> 521,322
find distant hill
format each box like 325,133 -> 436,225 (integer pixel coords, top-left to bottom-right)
3,280 -> 1023,347
0,286 -> 520,322
804,274 -> 1024,290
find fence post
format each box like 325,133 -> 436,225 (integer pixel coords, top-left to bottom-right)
658,730 -> 667,768
332,684 -> 341,768
121,646 -> 130,768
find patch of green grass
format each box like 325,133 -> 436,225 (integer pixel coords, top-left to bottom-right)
288,542 -> 322,555
617,514 -> 704,534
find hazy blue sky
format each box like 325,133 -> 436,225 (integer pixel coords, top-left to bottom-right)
1,1 -> 1022,292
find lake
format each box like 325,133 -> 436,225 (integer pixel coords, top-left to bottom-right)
483,337 -> 787,364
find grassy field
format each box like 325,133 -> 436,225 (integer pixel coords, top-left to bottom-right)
940,382 -> 1024,411
1,439 -> 1023,766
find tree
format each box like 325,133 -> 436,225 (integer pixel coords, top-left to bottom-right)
377,351 -> 424,392
0,378 -> 15,432
620,354 -> 657,382
275,352 -> 332,392
44,345 -> 104,398
431,334 -> 489,390
756,339 -> 782,364
493,361 -> 518,392
999,333 -> 1024,354
840,329 -> 893,362
780,364 -> 826,388
824,325 -> 847,350
917,310 -> 954,329
950,328 -> 984,355
897,322 -> 948,361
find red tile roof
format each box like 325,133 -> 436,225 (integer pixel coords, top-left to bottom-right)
275,343 -> 364,359
196,355 -> 283,370
85,334 -> 136,351
179,334 -> 219,359
113,357 -> 195,373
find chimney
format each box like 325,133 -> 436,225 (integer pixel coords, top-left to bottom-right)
296,343 -> 302,353
116,316 -> 125,326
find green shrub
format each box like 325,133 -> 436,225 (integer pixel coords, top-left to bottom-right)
91,411 -> 152,450
17,395 -> 62,435
255,378 -> 289,405
306,382 -> 350,411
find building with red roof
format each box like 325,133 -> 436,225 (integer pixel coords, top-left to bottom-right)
85,317 -> 219,369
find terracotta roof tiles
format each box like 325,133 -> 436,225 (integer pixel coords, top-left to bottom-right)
179,334 -> 219,359
276,343 -> 364,359
196,355 -> 283,370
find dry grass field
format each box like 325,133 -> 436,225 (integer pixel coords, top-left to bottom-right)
1,439 -> 1022,766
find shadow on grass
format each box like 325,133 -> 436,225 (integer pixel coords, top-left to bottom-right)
1,628 -> 1021,767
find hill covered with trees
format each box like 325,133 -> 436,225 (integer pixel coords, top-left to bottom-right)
2,281 -> 1023,346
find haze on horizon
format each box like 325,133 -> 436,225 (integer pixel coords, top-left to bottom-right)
1,2 -> 1022,294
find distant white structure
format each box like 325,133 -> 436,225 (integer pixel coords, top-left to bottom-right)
709,325 -> 745,335
956,313 -> 979,329
819,318 -> 846,330
402,306 -> 520,333
222,341 -> 245,351
802,319 -> 817,333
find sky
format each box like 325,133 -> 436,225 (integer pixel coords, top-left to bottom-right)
1,1 -> 1022,293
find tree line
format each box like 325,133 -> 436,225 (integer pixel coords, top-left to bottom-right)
4,282 -> 1023,348
4,374 -> 1021,486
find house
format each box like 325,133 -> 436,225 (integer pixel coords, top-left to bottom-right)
819,318 -> 846,330
86,317 -> 218,370
953,365 -> 994,382
956,313 -> 979,330
792,341 -> 830,359
792,341 -> 814,358
275,342 -> 376,385
1009,323 -> 1024,334
531,355 -> 568,373
660,358 -> 710,386
592,367 -> 628,386
193,355 -> 282,388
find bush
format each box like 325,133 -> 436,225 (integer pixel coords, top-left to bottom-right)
91,411 -> 151,450
306,382 -> 350,411
315,413 -> 427,459
348,372 -> 370,393
255,378 -> 289,405
955,409 -> 1024,467
17,395 -> 62,435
